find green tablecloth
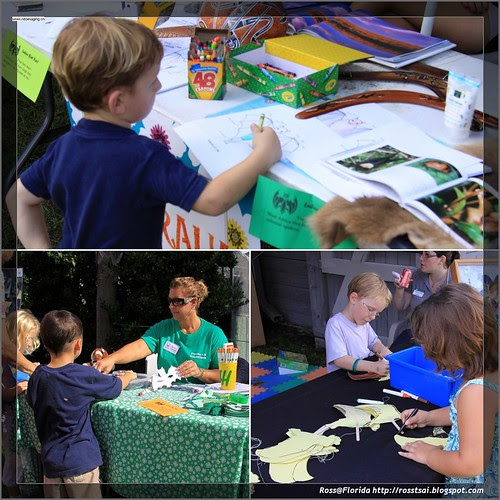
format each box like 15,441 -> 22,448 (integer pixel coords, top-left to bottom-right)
18,385 -> 249,497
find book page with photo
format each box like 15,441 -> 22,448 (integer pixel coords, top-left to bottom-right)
405,179 -> 498,248
320,121 -> 483,204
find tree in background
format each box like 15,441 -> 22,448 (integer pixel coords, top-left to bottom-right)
17,251 -> 246,369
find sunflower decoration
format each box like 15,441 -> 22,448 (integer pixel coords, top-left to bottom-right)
150,124 -> 171,149
227,219 -> 249,249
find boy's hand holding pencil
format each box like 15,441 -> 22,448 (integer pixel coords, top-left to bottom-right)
250,121 -> 282,169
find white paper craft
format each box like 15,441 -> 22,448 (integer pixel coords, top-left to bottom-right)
152,366 -> 181,390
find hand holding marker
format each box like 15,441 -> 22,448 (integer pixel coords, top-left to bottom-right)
258,113 -> 265,131
398,408 -> 418,434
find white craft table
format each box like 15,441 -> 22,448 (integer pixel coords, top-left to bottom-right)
12,11 -> 498,249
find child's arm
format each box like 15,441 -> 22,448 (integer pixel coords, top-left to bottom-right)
400,406 -> 451,428
6,179 -> 51,249
334,355 -> 389,376
94,339 -> 152,374
371,340 -> 392,358
191,124 -> 281,216
399,383 -> 487,477
116,370 -> 137,390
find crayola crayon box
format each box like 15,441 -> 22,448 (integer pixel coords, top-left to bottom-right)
226,34 -> 369,108
188,28 -> 229,100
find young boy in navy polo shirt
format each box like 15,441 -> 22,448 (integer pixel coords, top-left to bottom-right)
27,310 -> 136,498
7,17 -> 282,249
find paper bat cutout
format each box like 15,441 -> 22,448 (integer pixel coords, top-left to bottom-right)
394,434 -> 448,448
152,366 -> 181,391
256,429 -> 341,483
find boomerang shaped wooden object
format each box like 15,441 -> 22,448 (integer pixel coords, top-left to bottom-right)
295,90 -> 498,131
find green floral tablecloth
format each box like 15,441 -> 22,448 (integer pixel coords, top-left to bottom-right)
17,386 -> 249,497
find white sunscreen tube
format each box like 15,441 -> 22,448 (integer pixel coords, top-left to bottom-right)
444,71 -> 481,141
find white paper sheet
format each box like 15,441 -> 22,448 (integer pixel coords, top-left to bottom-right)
157,37 -> 191,92
174,104 -> 341,179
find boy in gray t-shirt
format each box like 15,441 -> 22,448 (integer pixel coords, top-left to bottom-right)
325,272 -> 392,374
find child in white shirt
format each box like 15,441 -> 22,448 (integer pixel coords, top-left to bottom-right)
325,272 -> 392,375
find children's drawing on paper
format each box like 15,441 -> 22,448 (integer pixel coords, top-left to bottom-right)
317,110 -> 373,137
336,145 -> 417,174
220,112 -> 303,157
158,38 -> 190,91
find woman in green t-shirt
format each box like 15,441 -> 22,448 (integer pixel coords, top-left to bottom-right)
95,277 -> 228,383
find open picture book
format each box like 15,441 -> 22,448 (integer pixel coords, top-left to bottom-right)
288,14 -> 456,68
322,137 -> 495,248
175,103 -> 495,249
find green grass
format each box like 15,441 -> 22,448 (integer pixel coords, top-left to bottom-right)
2,77 -> 69,248
254,317 -> 326,367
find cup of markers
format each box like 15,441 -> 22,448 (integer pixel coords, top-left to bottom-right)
218,343 -> 239,391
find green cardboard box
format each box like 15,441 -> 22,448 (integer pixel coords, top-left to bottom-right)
226,42 -> 339,108
277,350 -> 309,372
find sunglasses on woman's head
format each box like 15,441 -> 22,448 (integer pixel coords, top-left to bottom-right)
168,297 -> 194,307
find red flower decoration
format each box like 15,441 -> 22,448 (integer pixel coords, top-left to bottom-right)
150,124 -> 171,149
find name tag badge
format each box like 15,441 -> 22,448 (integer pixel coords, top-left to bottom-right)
163,341 -> 180,355
413,289 -> 424,298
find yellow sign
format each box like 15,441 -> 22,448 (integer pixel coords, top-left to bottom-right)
138,398 -> 188,417
2,30 -> 51,102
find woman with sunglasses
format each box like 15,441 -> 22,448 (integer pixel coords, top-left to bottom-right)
95,277 -> 228,383
390,251 -> 460,350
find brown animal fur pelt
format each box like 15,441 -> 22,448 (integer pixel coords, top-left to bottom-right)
308,197 -> 462,249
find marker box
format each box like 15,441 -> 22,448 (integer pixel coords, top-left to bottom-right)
188,28 -> 229,101
226,34 -> 368,108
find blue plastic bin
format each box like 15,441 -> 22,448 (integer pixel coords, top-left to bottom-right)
387,346 -> 463,407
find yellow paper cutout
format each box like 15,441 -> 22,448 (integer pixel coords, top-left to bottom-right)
257,429 -> 341,483
328,404 -> 371,430
269,461 -> 297,483
292,457 -> 314,482
394,435 -> 448,448
250,472 -> 260,483
269,456 -> 314,483
138,398 -> 188,417
356,404 -> 401,426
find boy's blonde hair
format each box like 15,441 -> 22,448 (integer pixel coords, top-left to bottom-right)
52,17 -> 163,111
348,272 -> 392,306
5,309 -> 41,354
